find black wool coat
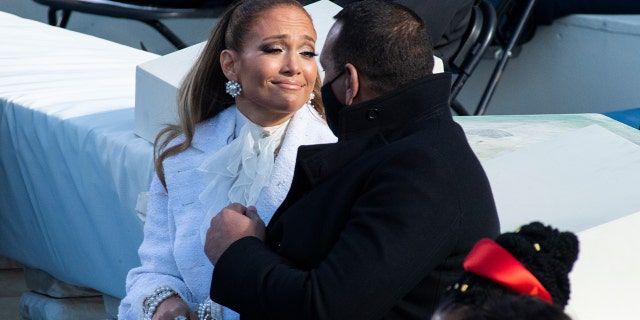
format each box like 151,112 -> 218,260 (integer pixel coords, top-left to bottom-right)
211,73 -> 500,319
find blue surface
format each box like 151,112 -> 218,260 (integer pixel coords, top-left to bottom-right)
603,108 -> 640,130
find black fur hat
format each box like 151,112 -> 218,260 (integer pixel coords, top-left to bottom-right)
440,221 -> 580,311
495,221 -> 579,307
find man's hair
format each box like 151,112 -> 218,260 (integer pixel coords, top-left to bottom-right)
331,0 -> 434,94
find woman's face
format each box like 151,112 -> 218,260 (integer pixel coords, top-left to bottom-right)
225,5 -> 318,127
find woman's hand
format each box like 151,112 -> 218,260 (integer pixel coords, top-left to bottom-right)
152,296 -> 198,320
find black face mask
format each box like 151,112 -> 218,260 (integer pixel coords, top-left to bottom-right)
320,70 -> 346,136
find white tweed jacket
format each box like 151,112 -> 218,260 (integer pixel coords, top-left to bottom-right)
118,104 -> 336,319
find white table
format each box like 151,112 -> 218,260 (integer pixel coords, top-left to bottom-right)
0,11 -> 158,299
457,113 -> 640,233
456,113 -> 640,161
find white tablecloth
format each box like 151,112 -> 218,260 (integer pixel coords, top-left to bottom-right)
0,11 -> 158,298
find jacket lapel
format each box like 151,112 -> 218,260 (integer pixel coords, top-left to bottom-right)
163,107 -> 236,207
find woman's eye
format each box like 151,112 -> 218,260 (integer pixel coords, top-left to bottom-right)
301,51 -> 318,58
262,46 -> 283,54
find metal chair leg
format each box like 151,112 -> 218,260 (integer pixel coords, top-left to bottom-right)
474,0 -> 536,115
47,7 -> 71,28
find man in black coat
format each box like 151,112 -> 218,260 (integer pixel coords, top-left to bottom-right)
204,1 -> 500,318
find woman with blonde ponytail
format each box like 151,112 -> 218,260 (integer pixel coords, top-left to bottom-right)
119,1 -> 335,319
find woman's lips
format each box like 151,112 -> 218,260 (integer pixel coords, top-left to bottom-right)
271,80 -> 304,90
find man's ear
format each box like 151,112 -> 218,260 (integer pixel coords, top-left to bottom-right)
220,49 -> 238,80
343,63 -> 359,106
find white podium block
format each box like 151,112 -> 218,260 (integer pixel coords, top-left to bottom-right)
458,14 -> 640,115
134,42 -> 205,143
19,291 -> 108,320
566,210 -> 640,320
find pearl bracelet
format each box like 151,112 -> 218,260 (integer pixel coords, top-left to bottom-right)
143,286 -> 178,320
198,297 -> 222,320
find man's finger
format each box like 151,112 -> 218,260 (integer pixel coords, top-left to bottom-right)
226,202 -> 246,213
244,205 -> 260,220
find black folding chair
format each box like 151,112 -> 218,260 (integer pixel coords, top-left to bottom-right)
32,0 -> 230,49
449,0 -> 497,116
449,0 -> 537,116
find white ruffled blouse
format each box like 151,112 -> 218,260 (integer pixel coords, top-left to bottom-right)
198,109 -> 290,244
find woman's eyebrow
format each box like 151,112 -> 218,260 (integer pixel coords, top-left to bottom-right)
262,34 -> 316,43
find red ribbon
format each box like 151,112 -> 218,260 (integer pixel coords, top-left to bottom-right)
463,238 -> 553,303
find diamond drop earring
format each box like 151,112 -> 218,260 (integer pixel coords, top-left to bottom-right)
307,92 -> 315,106
225,80 -> 242,98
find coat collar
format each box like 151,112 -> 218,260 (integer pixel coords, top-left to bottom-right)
333,72 -> 452,141
294,73 -> 453,188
